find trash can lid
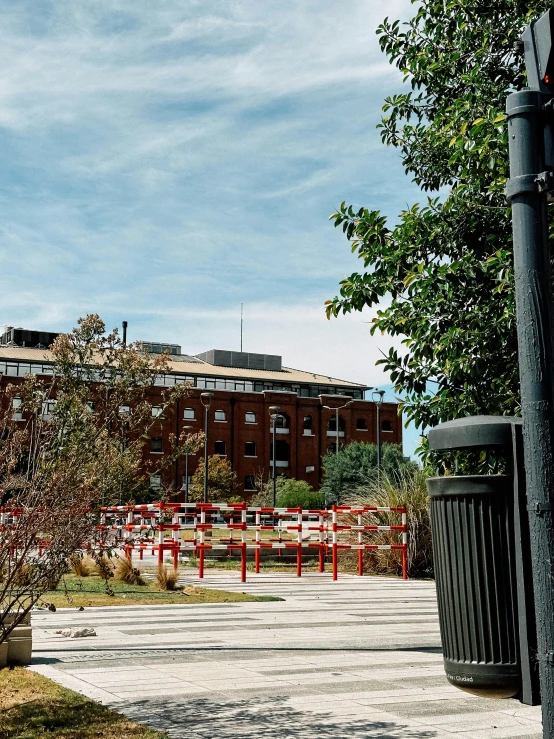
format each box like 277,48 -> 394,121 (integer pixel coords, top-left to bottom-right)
428,415 -> 521,451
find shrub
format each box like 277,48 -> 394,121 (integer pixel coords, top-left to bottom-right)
250,477 -> 325,509
156,565 -> 179,591
113,556 -> 145,586
69,555 -> 96,578
343,467 -> 433,579
321,442 -> 417,504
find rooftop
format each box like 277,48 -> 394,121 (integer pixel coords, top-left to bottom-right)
0,344 -> 368,390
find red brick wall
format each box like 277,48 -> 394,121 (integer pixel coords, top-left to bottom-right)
0,378 -> 403,496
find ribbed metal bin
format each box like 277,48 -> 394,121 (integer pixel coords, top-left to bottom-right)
427,475 -> 520,698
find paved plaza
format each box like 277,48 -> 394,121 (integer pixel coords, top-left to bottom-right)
30,572 -> 542,738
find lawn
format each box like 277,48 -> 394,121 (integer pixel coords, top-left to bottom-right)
0,667 -> 167,739
37,575 -> 282,609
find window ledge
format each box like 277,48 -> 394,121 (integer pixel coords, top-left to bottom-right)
214,420 -> 227,423
151,451 -> 164,455
244,455 -> 257,459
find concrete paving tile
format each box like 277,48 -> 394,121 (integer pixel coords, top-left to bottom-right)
31,573 -> 543,739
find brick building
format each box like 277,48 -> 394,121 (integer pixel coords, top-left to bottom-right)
0,329 -> 402,496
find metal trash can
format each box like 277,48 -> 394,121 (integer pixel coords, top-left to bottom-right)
427,416 -> 539,704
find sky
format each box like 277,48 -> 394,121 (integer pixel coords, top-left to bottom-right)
0,0 -> 424,455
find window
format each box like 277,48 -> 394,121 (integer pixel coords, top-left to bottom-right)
245,412 -> 256,424
42,400 -> 56,420
118,404 -> 130,417
183,407 -> 195,420
270,439 -> 290,466
215,409 -> 226,422
86,401 -> 96,413
305,465 -> 315,473
214,440 -> 226,455
382,419 -> 393,432
149,474 -> 162,491
245,441 -> 257,457
151,437 -> 163,454
327,415 -> 345,433
356,418 -> 368,431
303,415 -> 312,435
273,412 -> 290,429
12,397 -> 23,421
152,405 -> 163,418
244,475 -> 256,491
181,474 -> 192,489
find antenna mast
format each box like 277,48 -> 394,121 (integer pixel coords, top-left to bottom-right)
240,303 -> 243,352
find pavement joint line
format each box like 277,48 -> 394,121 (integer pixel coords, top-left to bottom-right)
31,572 -> 543,738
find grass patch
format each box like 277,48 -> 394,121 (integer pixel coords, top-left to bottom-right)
189,557 -> 324,573
0,667 -> 167,738
37,575 -> 282,609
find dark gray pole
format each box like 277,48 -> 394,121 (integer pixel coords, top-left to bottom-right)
272,422 -> 277,507
376,403 -> 382,469
203,406 -> 209,503
336,407 -> 339,455
507,87 -> 554,736
185,451 -> 189,505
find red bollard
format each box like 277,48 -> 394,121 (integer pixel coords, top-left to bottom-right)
241,544 -> 247,583
358,549 -> 363,577
402,546 -> 408,580
297,544 -> 302,577
199,549 -> 204,578
318,545 -> 325,573
255,548 -> 260,574
173,545 -> 179,570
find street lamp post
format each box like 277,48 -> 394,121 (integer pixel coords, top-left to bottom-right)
200,393 -> 213,504
181,425 -> 193,505
320,398 -> 355,454
269,405 -> 281,507
372,390 -> 385,470
320,397 -> 355,507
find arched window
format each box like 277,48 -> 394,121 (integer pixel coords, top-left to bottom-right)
151,437 -> 163,454
214,440 -> 226,455
382,419 -> 393,432
303,415 -> 312,435
356,418 -> 368,430
245,441 -> 257,457
183,407 -> 195,420
245,412 -> 256,424
270,439 -> 290,466
327,415 -> 345,433
273,412 -> 290,430
214,409 -> 226,422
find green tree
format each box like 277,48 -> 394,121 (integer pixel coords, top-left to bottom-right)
189,455 -> 237,503
0,315 -> 196,643
321,442 -> 416,504
250,477 -> 325,509
325,2 -> 553,445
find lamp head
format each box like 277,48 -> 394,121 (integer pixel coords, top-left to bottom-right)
372,389 -> 385,404
269,405 -> 280,416
200,392 -> 214,408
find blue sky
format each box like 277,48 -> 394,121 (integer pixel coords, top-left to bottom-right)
0,0 -> 424,455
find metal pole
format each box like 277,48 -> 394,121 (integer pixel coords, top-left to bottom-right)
377,402 -> 381,469
272,421 -> 277,507
203,404 -> 209,503
185,450 -> 189,505
507,87 -> 554,736
336,407 -> 339,455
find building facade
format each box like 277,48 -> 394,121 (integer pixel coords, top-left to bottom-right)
0,328 -> 402,497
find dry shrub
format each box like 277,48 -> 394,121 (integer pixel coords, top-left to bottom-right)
95,553 -> 115,580
342,467 -> 433,579
113,556 -> 145,586
156,564 -> 179,591
69,554 -> 97,577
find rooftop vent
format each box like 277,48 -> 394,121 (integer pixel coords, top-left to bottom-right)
141,341 -> 182,356
0,327 -> 60,349
196,349 -> 282,372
